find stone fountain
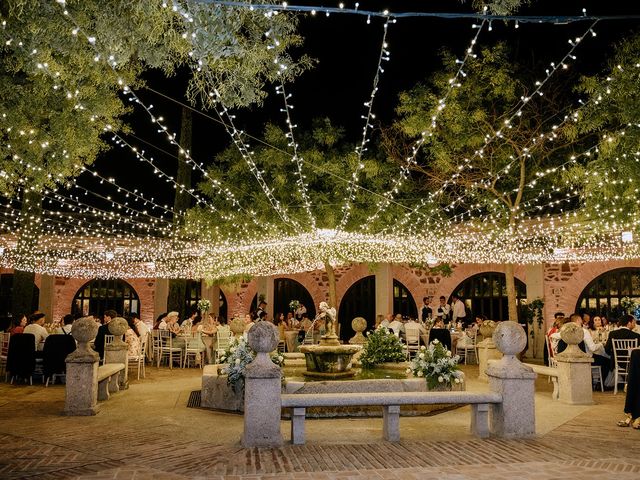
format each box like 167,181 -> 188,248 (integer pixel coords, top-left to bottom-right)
298,302 -> 361,378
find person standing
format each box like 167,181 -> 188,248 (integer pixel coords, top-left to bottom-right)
435,296 -> 451,323
451,294 -> 467,326
420,297 -> 432,323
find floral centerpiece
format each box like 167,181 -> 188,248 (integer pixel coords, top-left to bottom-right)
218,336 -> 284,392
620,296 -> 639,316
288,299 -> 300,312
407,339 -> 463,390
359,326 -> 406,369
198,298 -> 211,314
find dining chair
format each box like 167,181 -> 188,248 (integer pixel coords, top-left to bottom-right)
215,326 -> 231,363
157,330 -> 183,369
612,338 -> 639,394
102,334 -> 115,365
456,329 -> 478,365
183,332 -> 206,368
6,333 -> 36,385
0,332 -> 10,379
404,325 -> 421,360
128,333 -> 147,379
591,365 -> 604,392
43,334 -> 77,387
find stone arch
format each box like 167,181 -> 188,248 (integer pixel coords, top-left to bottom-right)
391,264 -> 424,313
434,263 -> 527,305
335,264 -> 372,308
550,260 -> 640,321
277,272 -> 325,314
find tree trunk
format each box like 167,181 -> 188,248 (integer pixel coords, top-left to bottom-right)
324,260 -> 337,309
167,107 -> 193,318
12,189 -> 42,318
504,262 -> 518,322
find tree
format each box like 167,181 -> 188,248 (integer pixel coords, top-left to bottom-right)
185,118 -> 416,308
1,1 -> 307,315
566,33 -> 640,234
389,43 -> 588,322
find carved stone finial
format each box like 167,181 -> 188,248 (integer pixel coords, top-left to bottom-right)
349,317 -> 367,345
108,317 -> 128,347
247,321 -> 279,353
68,317 -> 99,362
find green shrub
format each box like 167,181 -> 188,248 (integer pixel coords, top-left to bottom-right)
360,326 -> 406,368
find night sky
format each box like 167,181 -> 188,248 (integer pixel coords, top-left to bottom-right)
84,0 -> 640,215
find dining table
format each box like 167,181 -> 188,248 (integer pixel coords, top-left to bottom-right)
284,330 -> 299,353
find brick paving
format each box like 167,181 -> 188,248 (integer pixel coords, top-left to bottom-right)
0,366 -> 638,479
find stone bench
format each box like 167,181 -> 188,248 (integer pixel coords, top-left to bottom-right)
281,390 -> 502,444
524,363 -> 559,400
96,363 -> 125,401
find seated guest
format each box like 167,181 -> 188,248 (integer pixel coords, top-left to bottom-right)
159,311 -> 180,334
153,312 -> 167,330
428,318 -> 452,350
124,316 -> 141,357
23,312 -> 49,352
388,314 -> 403,336
94,309 -> 117,361
55,314 -> 74,335
132,313 -> 150,340
7,314 -> 27,334
181,309 -> 198,331
605,315 -> 640,360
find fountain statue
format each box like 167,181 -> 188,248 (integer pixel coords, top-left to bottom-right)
299,301 -> 362,378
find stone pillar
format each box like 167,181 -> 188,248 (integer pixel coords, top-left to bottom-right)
38,274 -> 55,324
349,317 -> 367,345
525,264 -> 545,359
201,282 -> 220,316
242,322 -> 283,447
477,321 -> 501,381
154,278 -> 169,319
375,263 -> 393,317
65,317 -> 100,416
104,317 -> 129,390
255,276 -> 274,319
487,321 -> 537,438
555,323 -> 594,405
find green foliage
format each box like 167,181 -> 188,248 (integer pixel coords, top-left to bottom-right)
359,327 -> 406,369
522,297 -> 544,336
187,118 -> 418,241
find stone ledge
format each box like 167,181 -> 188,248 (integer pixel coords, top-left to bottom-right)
281,390 -> 501,408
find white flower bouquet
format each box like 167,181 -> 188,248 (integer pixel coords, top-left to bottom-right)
288,299 -> 300,311
198,298 -> 211,313
407,339 -> 463,390
218,336 -> 284,392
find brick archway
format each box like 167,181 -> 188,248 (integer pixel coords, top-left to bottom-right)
335,264 -> 372,308
434,264 -> 527,304
550,261 -> 640,319
391,264 -> 423,314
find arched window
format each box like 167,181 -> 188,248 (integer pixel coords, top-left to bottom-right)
452,272 -> 527,322
393,279 -> 417,319
274,278 -> 316,320
184,279 -> 228,320
338,275 -> 376,341
72,279 -> 139,318
576,268 -> 640,318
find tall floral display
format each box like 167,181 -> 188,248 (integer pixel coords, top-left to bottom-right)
408,340 -> 463,390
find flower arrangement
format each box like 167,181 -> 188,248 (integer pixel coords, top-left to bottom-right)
359,326 -> 406,369
197,298 -> 211,313
620,296 -> 639,315
288,299 -> 300,311
218,336 -> 284,392
407,340 -> 463,390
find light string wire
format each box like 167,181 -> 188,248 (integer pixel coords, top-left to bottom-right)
366,13 -> 488,230
336,15 -> 392,233
194,1 -> 640,24
53,0 -> 278,239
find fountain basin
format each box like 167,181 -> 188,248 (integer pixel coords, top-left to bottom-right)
299,344 -> 362,379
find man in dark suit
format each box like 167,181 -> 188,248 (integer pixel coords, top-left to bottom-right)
605,314 -> 640,359
94,309 -> 117,361
420,297 -> 432,323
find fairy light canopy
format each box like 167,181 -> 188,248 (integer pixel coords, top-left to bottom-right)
1,0 -> 640,279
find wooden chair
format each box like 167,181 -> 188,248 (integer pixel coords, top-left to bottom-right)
128,333 -> 147,379
612,338 -> 638,394
404,324 -> 421,359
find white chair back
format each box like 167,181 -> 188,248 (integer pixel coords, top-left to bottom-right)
612,338 -> 638,394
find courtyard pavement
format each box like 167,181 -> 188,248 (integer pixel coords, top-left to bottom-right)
0,364 -> 639,479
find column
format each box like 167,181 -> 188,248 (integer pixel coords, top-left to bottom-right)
38,274 -> 55,323
525,264 -> 545,359
64,317 -> 100,416
242,322 -> 283,447
201,282 -> 221,316
154,278 -> 169,319
255,276 -> 274,319
554,322 -> 594,405
375,263 -> 393,317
